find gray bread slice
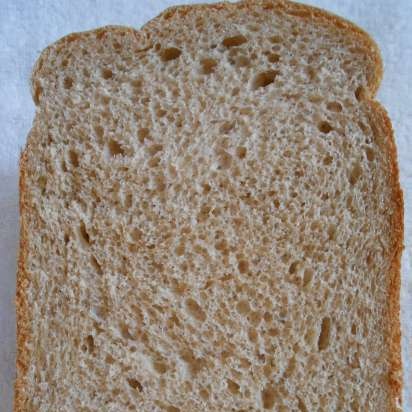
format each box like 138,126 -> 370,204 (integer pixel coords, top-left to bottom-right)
16,0 -> 403,411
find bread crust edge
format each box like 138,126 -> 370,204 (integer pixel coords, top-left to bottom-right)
367,101 -> 404,412
15,146 -> 31,412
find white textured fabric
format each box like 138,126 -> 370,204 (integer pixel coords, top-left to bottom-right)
0,1 -> 410,410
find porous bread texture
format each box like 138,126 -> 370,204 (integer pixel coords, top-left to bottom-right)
16,1 -> 403,411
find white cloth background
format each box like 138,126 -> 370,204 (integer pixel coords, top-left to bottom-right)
0,0 -> 411,410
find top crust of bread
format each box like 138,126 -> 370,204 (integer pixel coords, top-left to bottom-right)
16,1 -> 403,411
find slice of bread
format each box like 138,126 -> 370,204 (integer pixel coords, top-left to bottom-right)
16,1 -> 403,411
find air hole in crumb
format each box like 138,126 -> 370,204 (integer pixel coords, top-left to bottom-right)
350,400 -> 360,412
303,268 -> 313,286
185,298 -> 206,322
155,174 -> 166,192
252,70 -> 278,90
138,128 -> 150,143
156,108 -> 167,117
131,78 -> 142,89
306,66 -> 317,81
262,385 -> 276,409
147,144 -> 163,156
101,68 -> 113,79
198,205 -> 211,222
124,193 -> 133,209
86,335 -> 94,353
161,47 -> 182,62
200,388 -> 209,400
236,146 -> 247,159
238,259 -> 249,274
200,58 -> 217,74
328,225 -> 336,241
289,261 -> 299,274
269,35 -> 282,43
355,86 -> 365,101
267,53 -> 280,63
108,139 -> 125,157
174,282 -> 188,296
79,221 -> 90,245
235,55 -> 250,67
358,121 -> 368,134
365,147 -> 374,161
154,361 -> 168,374
263,312 -> 272,322
323,155 -> 333,166
120,323 -> 134,340
327,101 -> 343,112
248,328 -> 258,342
168,164 -> 177,178
215,239 -> 229,255
222,35 -> 248,48
63,77 -> 73,89
236,300 -> 251,315
309,94 -> 322,104
217,150 -> 232,169
351,323 -> 357,335
203,183 -> 211,194
68,150 -> 79,167
219,121 -> 235,134
247,24 -> 260,32
101,95 -> 110,106
167,407 -> 180,412
284,357 -> 296,378
349,163 -> 362,185
232,87 -> 240,96
318,121 -> 333,134
227,379 -> 240,394
175,242 -> 185,256
148,156 -> 160,167
127,378 -> 143,392
180,349 -> 205,376
38,176 -> 47,194
318,317 -> 331,350
91,256 -> 102,275
131,228 -> 142,242
297,397 -> 308,412
105,354 -> 115,364
94,124 -> 104,140
366,253 -> 373,268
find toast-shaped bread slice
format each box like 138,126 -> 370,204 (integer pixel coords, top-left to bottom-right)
16,1 -> 403,410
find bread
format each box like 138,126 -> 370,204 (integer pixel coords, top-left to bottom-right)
16,0 -> 403,410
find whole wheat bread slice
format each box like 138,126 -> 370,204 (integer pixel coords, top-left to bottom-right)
16,0 -> 403,410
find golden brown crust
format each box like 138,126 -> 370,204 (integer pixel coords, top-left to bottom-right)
366,101 -> 404,412
17,1 -> 402,410
15,146 -> 31,412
